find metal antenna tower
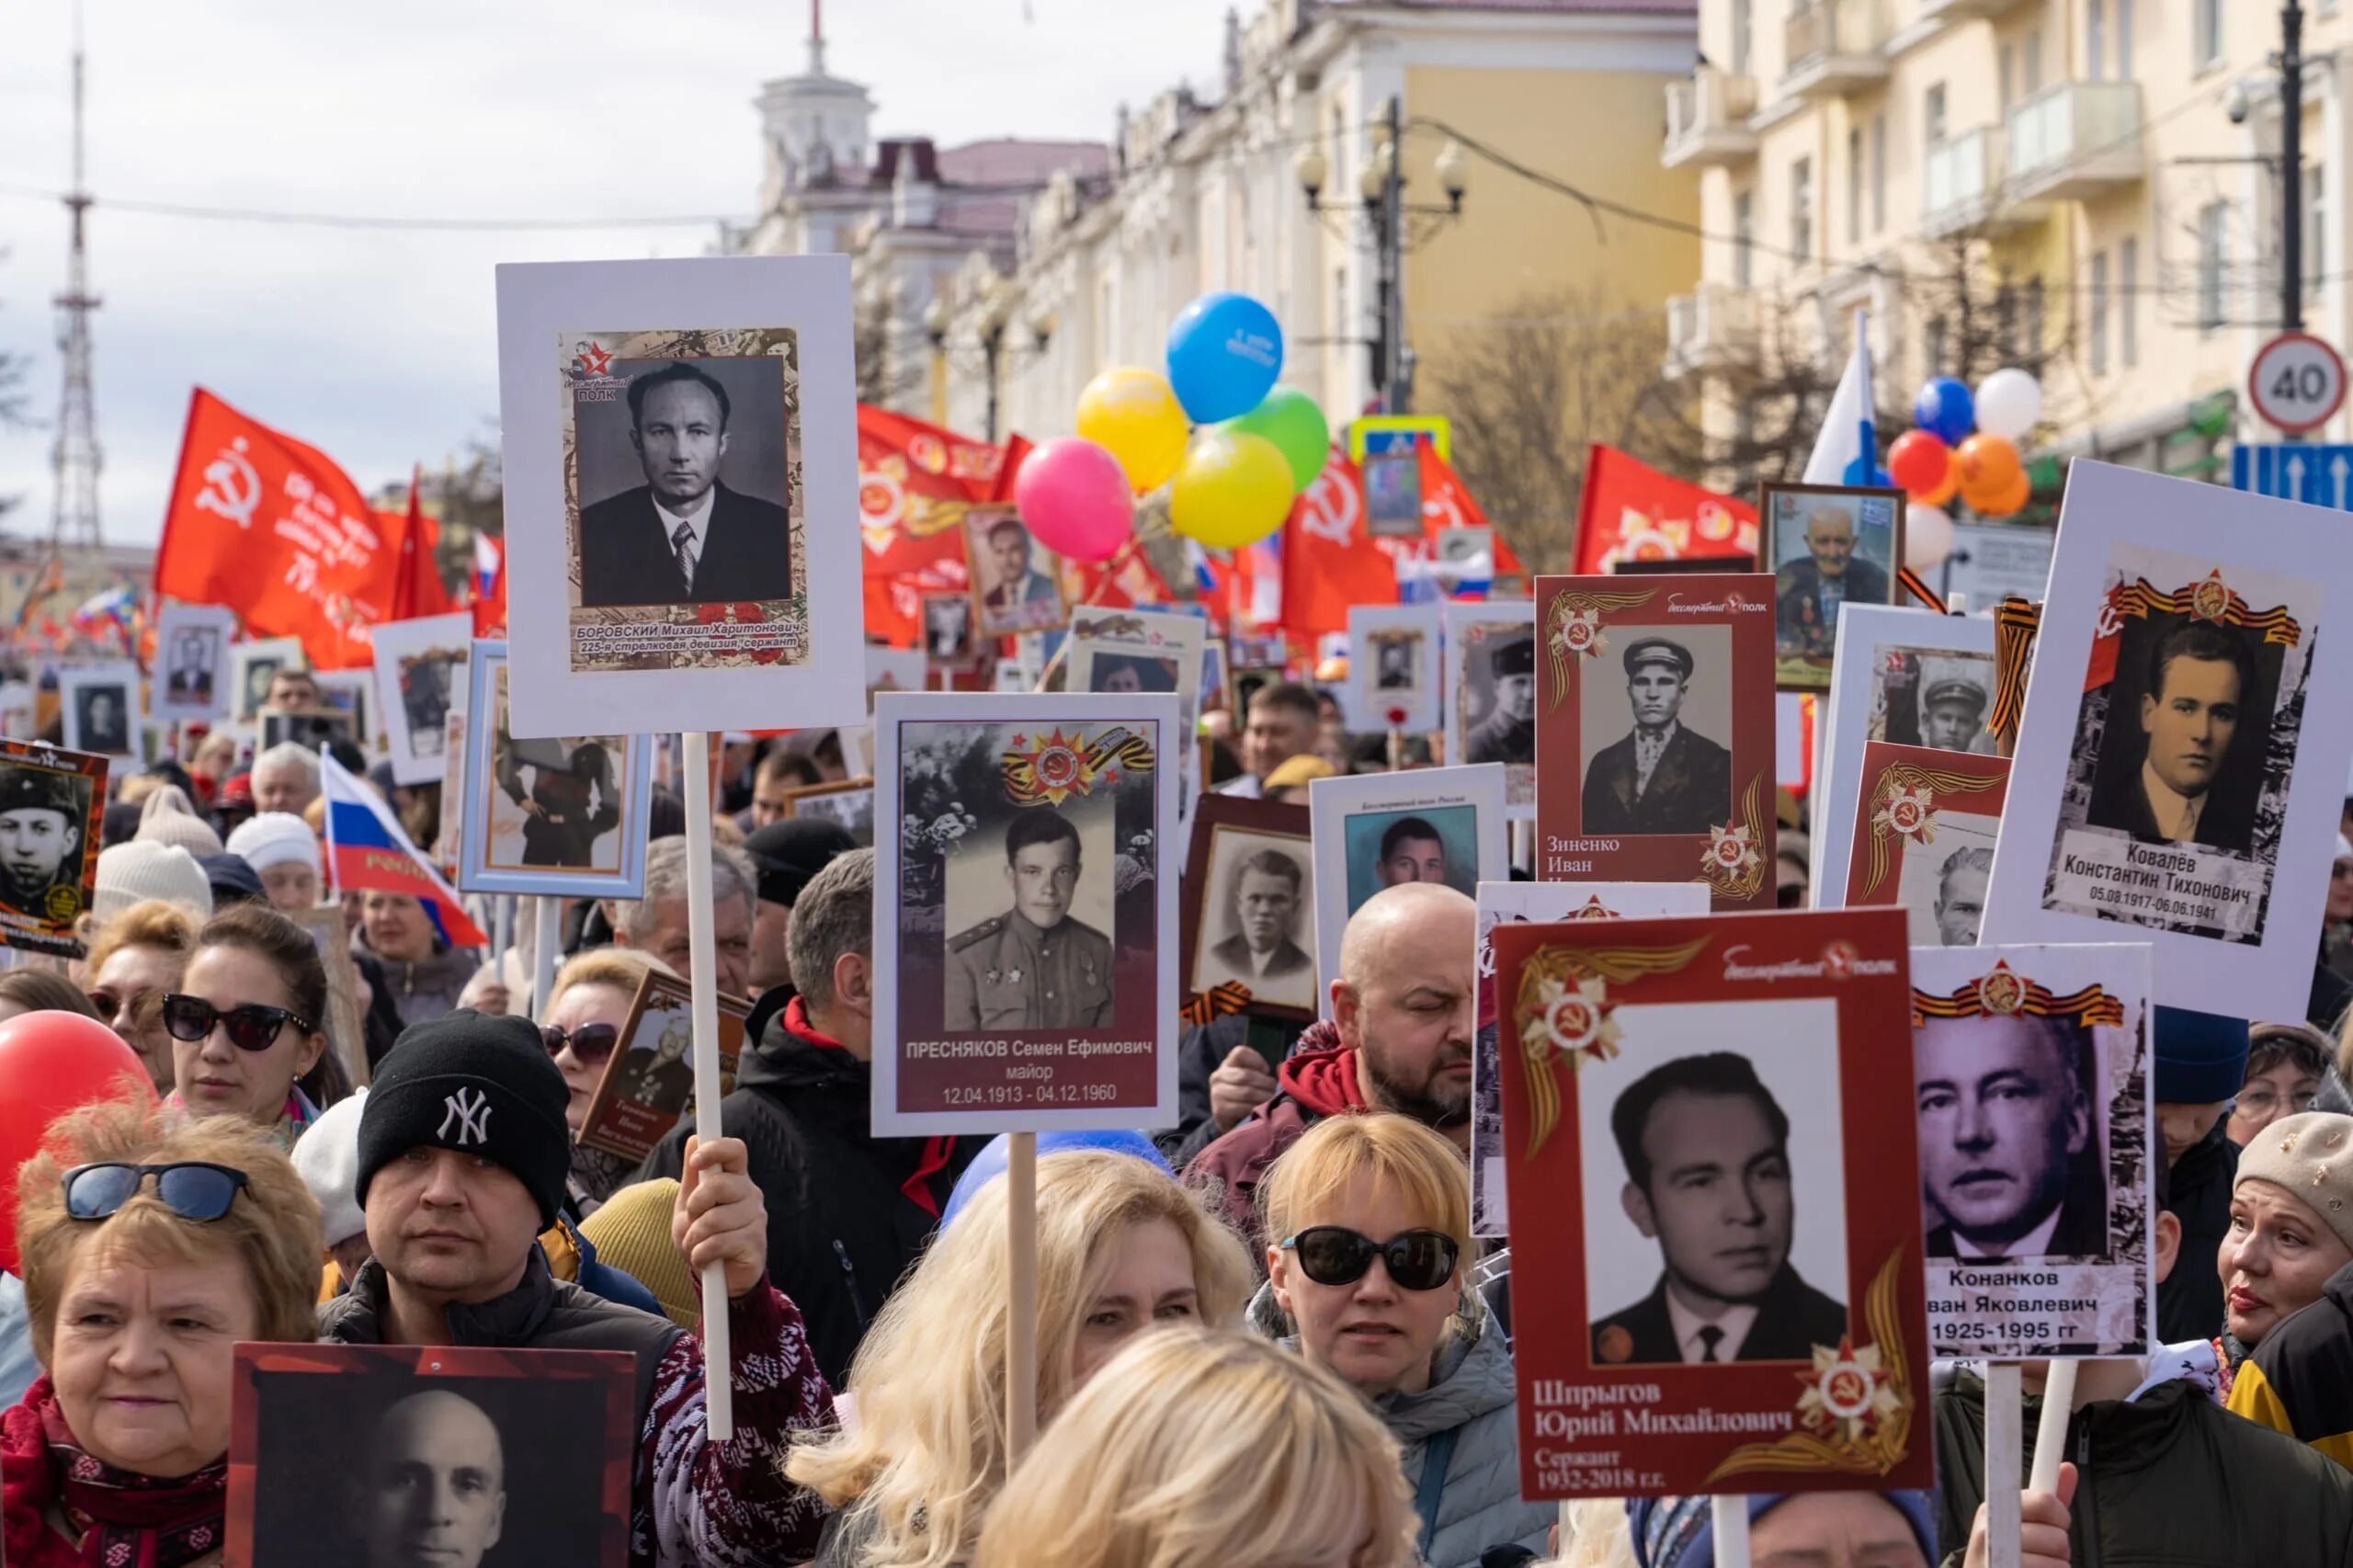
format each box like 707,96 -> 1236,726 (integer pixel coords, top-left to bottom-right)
51,2 -> 103,553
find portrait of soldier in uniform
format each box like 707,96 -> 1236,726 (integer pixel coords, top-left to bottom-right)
492,679 -> 623,874
1581,638 -> 1732,836
1915,1013 -> 2106,1261
0,767 -> 84,922
618,1017 -> 695,1110
400,654 -> 454,761
1591,1051 -> 1847,1365
1374,632 -> 1417,691
1775,503 -> 1893,662
1465,632 -> 1536,768
2085,619 -> 2257,855
1933,846 -> 1992,947
1920,676 -> 1990,753
1195,846 -> 1313,1008
944,809 -> 1113,1031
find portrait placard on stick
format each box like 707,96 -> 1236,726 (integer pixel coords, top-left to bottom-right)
1348,602 -> 1441,733
1070,608 -> 1208,815
1495,906 -> 1930,1497
57,663 -> 142,767
576,969 -> 752,1164
1909,942 -> 2153,1359
1763,482 -> 1906,691
153,601 -> 235,724
1178,795 -> 1317,1023
1983,462 -> 2353,1007
1446,601 -> 1536,820
966,504 -> 1070,638
1836,741 -> 2010,945
1531,573 -> 1776,905
230,635 -> 302,726
0,738 -> 105,958
458,641 -> 654,899
1308,764 -> 1506,1013
781,778 -> 874,846
872,691 -> 1181,1134
368,611 -> 471,787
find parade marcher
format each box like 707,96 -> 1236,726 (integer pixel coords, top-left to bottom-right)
608,836 -> 756,1000
1253,1113 -> 1550,1567
91,840 -> 213,926
225,810 -> 324,915
743,744 -> 824,832
132,785 -> 223,858
739,815 -> 857,999
972,1328 -> 1420,1568
352,890 -> 476,1032
1259,752 -> 1335,803
2230,1021 -> 2331,1145
197,852 -> 264,911
248,743 -> 321,818
642,848 -> 979,1388
541,946 -> 668,1211
81,896 -> 200,1093
2224,1113 -> 2353,1466
167,901 -> 334,1143
317,1010 -> 836,1564
1187,881 -> 1475,1254
291,1085 -> 374,1291
0,969 -> 101,1027
2,1101 -> 324,1568
1627,1492 -> 1938,1568
2154,1005 -> 2247,1342
789,1151 -> 1254,1568
1217,680 -> 1320,798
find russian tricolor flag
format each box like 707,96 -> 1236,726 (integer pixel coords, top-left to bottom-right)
320,749 -> 488,947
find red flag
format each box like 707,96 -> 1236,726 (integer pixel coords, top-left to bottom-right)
1278,452 -> 1399,642
858,406 -> 1006,646
387,467 -> 455,622
155,389 -> 400,670
1571,444 -> 1757,575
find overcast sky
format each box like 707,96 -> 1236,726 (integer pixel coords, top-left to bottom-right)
0,0 -> 1231,546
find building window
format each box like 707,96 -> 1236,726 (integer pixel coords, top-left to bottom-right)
2117,0 -> 2133,77
2197,201 -> 2229,331
2120,235 -> 2140,365
2195,0 -> 2223,69
2089,250 -> 2110,375
2086,0 -> 2104,79
1790,156 -> 1813,263
1997,45 -> 2012,112
2023,30 -> 2043,96
1732,0 -> 1753,75
1926,316 -> 1949,379
1733,190 -> 1756,286
1925,84 -> 1948,152
1846,127 -> 1863,246
1870,114 -> 1888,233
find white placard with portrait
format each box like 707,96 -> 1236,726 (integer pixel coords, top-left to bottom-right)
57,664 -> 143,767
1307,764 -> 1506,1018
1444,601 -> 1534,821
369,612 -> 472,786
1348,602 -> 1442,733
152,603 -> 235,724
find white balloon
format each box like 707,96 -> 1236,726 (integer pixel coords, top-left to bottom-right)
1973,368 -> 2043,441
1904,504 -> 1955,571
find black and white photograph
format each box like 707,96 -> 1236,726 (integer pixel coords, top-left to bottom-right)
58,664 -> 142,765
315,670 -> 375,752
867,646 -> 926,710
1437,526 -> 1495,571
1445,603 -> 1536,819
0,738 -> 104,953
1307,764 -> 1506,1012
965,504 -> 1069,638
1911,944 -> 2152,1357
229,1342 -> 635,1568
459,640 -> 654,899
1878,651 -> 1997,753
1191,828 -> 1316,1013
497,256 -> 862,742
1575,629 -> 1732,837
369,611 -> 471,786
1347,603 -> 1440,733
938,790 -> 1120,1034
1070,609 -> 1207,818
154,602 -> 234,723
784,778 -> 875,846
256,706 -> 356,756
1765,482 -> 1904,690
232,636 -> 303,725
924,591 -> 975,665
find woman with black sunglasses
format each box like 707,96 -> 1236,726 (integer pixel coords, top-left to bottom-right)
1251,1113 -> 1550,1568
540,947 -> 667,1211
165,903 -> 335,1147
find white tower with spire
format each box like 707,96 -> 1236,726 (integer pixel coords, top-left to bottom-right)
754,0 -> 876,235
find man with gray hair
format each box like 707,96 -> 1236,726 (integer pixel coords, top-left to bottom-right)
251,741 -> 322,817
605,835 -> 756,998
640,846 -> 981,1386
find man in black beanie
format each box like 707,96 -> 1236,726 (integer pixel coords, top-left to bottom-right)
319,1010 -> 835,1563
740,816 -> 857,999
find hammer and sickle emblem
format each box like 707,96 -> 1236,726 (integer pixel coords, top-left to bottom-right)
192,437 -> 262,530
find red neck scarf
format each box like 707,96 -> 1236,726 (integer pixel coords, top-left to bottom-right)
1,1378 -> 227,1568
782,997 -> 957,1218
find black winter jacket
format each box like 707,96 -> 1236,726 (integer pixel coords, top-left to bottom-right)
2157,1117 -> 2239,1343
641,992 -> 976,1388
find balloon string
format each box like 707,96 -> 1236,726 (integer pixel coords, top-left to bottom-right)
1030,536 -> 1144,694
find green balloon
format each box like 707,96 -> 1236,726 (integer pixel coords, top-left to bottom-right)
1218,386 -> 1330,493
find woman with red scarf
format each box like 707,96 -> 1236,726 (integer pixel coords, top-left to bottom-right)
1,1099 -> 321,1566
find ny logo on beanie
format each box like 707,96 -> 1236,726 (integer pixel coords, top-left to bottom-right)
438,1086 -> 494,1147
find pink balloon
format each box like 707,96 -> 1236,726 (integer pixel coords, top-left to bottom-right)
1015,437 -> 1134,564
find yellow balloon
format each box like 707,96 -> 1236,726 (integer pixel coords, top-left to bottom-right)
1169,431 -> 1295,551
1075,368 -> 1190,494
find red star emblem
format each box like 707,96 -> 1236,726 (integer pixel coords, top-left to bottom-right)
1012,733 -> 1028,747
576,341 -> 612,377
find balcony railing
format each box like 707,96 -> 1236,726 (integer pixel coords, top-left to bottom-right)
1922,129 -> 1996,235
1782,0 -> 1891,97
1665,285 -> 1761,379
1663,68 -> 1760,168
2006,81 -> 2144,200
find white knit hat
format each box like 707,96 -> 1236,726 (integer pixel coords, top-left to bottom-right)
227,812 -> 323,877
134,785 -> 224,858
93,841 -> 215,924
291,1087 -> 369,1246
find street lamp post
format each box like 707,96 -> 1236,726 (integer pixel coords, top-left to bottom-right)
926,287 -> 1053,443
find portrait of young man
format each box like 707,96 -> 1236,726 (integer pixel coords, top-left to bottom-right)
1580,638 -> 1732,836
2085,619 -> 2258,855
1915,1013 -> 2105,1261
1466,631 -> 1536,768
1775,500 -> 1892,662
943,808 -> 1113,1030
166,630 -> 216,706
1933,846 -> 1992,947
1919,676 -> 1990,753
75,687 -> 131,756
1591,1051 -> 1847,1365
0,767 -> 84,921
1088,653 -> 1179,695
1375,815 -> 1449,890
576,360 -> 792,608
1197,845 -> 1313,1005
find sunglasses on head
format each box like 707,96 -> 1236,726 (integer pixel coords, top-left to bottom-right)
540,1022 -> 620,1066
63,1162 -> 250,1223
1279,1226 -> 1461,1292
160,994 -> 312,1052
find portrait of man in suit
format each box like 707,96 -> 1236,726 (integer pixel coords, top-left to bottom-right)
575,361 -> 793,609
1581,638 -> 1732,836
971,513 -> 1065,635
1196,845 -> 1313,1008
1775,502 -> 1893,663
1915,1013 -> 2106,1262
165,630 -> 216,707
1590,1051 -> 1847,1365
2084,619 -> 2257,855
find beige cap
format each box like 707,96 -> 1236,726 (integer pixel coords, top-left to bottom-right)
2236,1111 -> 2353,1255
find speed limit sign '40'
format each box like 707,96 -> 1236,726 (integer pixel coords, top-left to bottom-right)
2250,331 -> 2348,435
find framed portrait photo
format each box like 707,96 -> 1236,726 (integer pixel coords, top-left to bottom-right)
965,504 -> 1069,638
1984,462 -> 2353,1007
0,738 -> 106,958
458,640 -> 654,899
313,670 -> 375,752
873,691 -> 1182,1134
227,1342 -> 636,1568
153,602 -> 235,724
1469,879 -> 1710,1238
368,611 -> 472,786
1178,795 -> 1316,1021
1531,572 -> 1777,905
1229,664 -> 1283,723
495,255 -> 862,741
923,591 -> 976,667
256,706 -> 356,756
1763,482 -> 1906,691
1444,601 -> 1535,818
1348,603 -> 1441,733
1910,942 -> 2154,1358
1494,906 -> 1930,1497
1071,608 -> 1208,815
230,636 -> 303,725
57,663 -> 143,767
1837,741 -> 2009,944
1307,764 -> 1506,1012
576,969 -> 751,1164
783,777 -> 876,846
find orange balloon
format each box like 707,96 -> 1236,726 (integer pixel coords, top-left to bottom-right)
1916,445 -> 1961,508
1956,433 -> 2022,499
1975,468 -> 2032,518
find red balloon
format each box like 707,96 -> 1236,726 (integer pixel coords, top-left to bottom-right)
0,1010 -> 156,1275
1888,429 -> 1954,501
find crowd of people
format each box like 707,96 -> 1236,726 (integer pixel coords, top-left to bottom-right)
11,668 -> 2353,1566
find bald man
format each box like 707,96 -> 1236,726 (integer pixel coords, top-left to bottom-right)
355,1390 -> 507,1568
1184,881 -> 1477,1254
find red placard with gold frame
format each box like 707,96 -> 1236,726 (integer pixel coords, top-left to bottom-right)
1840,742 -> 2010,942
1494,907 -> 1929,1498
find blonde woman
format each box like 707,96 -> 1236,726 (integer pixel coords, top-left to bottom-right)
973,1327 -> 1418,1568
1256,1112 -> 1552,1567
80,897 -> 201,1093
539,945 -> 670,1211
790,1151 -> 1256,1568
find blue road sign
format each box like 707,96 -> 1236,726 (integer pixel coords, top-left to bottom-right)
2231,442 -> 2353,507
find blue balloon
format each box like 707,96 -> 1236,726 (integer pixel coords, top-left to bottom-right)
1165,292 -> 1284,424
939,1130 -> 1173,1230
1842,456 -> 1895,487
1913,377 -> 1974,445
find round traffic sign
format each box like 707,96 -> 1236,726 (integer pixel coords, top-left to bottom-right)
2249,331 -> 2347,434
